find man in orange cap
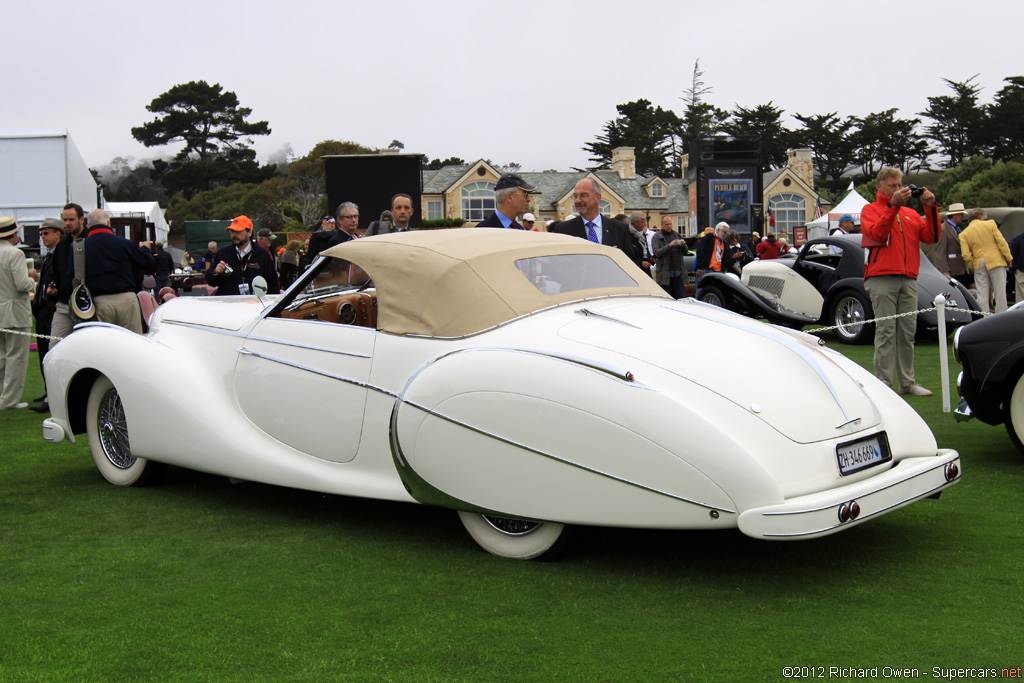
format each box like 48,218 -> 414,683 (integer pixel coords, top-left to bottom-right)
206,216 -> 280,295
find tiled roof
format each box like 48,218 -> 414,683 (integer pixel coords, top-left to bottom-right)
763,168 -> 785,187
423,165 -> 471,193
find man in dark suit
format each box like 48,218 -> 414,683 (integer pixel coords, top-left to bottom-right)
476,173 -> 535,229
553,177 -> 639,264
365,194 -> 414,235
30,217 -> 64,412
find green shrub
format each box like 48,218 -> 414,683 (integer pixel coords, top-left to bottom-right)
421,218 -> 466,228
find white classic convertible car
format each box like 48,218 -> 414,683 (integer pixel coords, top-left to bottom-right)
42,229 -> 961,559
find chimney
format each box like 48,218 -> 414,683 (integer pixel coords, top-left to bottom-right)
787,149 -> 815,190
611,147 -> 636,180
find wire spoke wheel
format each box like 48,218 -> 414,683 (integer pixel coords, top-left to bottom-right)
832,292 -> 873,344
86,376 -> 165,487
483,516 -> 542,535
699,285 -> 726,308
97,386 -> 134,469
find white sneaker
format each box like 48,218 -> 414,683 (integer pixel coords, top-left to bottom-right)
901,384 -> 933,397
0,402 -> 29,410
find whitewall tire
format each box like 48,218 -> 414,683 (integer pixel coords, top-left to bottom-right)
1005,372 -> 1024,456
457,511 -> 568,561
86,376 -> 164,487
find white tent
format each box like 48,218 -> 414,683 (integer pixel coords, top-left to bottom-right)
106,201 -> 169,244
806,182 -> 872,239
0,131 -> 99,231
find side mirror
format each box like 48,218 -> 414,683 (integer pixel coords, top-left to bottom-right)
251,275 -> 268,298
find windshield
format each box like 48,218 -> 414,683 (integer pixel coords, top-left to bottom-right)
308,257 -> 371,291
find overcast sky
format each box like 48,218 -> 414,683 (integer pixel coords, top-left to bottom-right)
6,0 -> 1021,173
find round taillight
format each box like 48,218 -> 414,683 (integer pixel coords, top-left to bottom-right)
945,463 -> 960,481
838,504 -> 851,523
838,501 -> 860,523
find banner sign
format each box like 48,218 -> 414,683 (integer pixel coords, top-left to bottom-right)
709,178 -> 753,232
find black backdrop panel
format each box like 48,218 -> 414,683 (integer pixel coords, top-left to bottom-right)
324,154 -> 424,231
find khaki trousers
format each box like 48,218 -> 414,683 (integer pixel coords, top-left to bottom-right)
974,259 -> 1008,313
95,292 -> 144,335
0,328 -> 30,408
49,303 -> 74,348
865,275 -> 918,392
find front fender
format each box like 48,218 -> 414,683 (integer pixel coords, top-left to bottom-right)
701,272 -> 817,326
43,322 -> 260,474
45,324 -> 216,445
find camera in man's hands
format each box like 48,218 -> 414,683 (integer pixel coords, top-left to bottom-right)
908,184 -> 925,199
222,264 -> 234,275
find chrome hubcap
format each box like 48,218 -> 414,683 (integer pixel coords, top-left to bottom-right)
483,516 -> 541,536
97,389 -> 134,469
837,299 -> 865,337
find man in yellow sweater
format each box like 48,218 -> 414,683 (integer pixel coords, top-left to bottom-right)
960,208 -> 1013,314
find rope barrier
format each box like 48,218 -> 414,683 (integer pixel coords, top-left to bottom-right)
804,305 -> 986,335
0,328 -> 63,341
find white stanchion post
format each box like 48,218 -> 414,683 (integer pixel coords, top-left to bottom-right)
934,294 -> 950,412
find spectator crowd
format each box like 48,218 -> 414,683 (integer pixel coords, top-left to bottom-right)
1,165 -> 1019,413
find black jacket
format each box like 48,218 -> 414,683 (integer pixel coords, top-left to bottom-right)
475,212 -> 523,229
67,227 -> 156,296
153,248 -> 175,277
206,242 -> 281,295
553,215 -> 639,265
306,229 -> 350,262
32,249 -> 59,322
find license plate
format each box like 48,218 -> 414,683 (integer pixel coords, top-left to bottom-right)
836,433 -> 891,476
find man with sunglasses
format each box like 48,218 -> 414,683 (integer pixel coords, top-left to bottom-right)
307,204 -> 359,262
476,174 -> 535,229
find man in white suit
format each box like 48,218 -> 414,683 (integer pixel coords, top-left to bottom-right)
0,217 -> 38,410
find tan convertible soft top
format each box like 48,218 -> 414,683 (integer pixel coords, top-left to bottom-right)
322,228 -> 666,337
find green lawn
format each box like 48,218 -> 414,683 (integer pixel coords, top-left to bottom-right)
1,337 -> 1021,682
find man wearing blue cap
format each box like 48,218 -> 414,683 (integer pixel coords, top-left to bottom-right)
477,174 -> 535,229
831,214 -> 858,236
829,215 -> 859,255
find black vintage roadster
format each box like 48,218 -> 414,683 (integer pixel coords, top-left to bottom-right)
697,234 -> 981,344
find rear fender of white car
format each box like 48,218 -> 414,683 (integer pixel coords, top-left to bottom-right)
388,346 -> 790,530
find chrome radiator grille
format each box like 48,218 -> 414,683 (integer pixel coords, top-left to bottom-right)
746,275 -> 786,301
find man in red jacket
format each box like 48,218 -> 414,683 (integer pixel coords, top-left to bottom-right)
861,167 -> 941,397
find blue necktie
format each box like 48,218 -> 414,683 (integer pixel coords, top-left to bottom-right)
586,221 -> 599,243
